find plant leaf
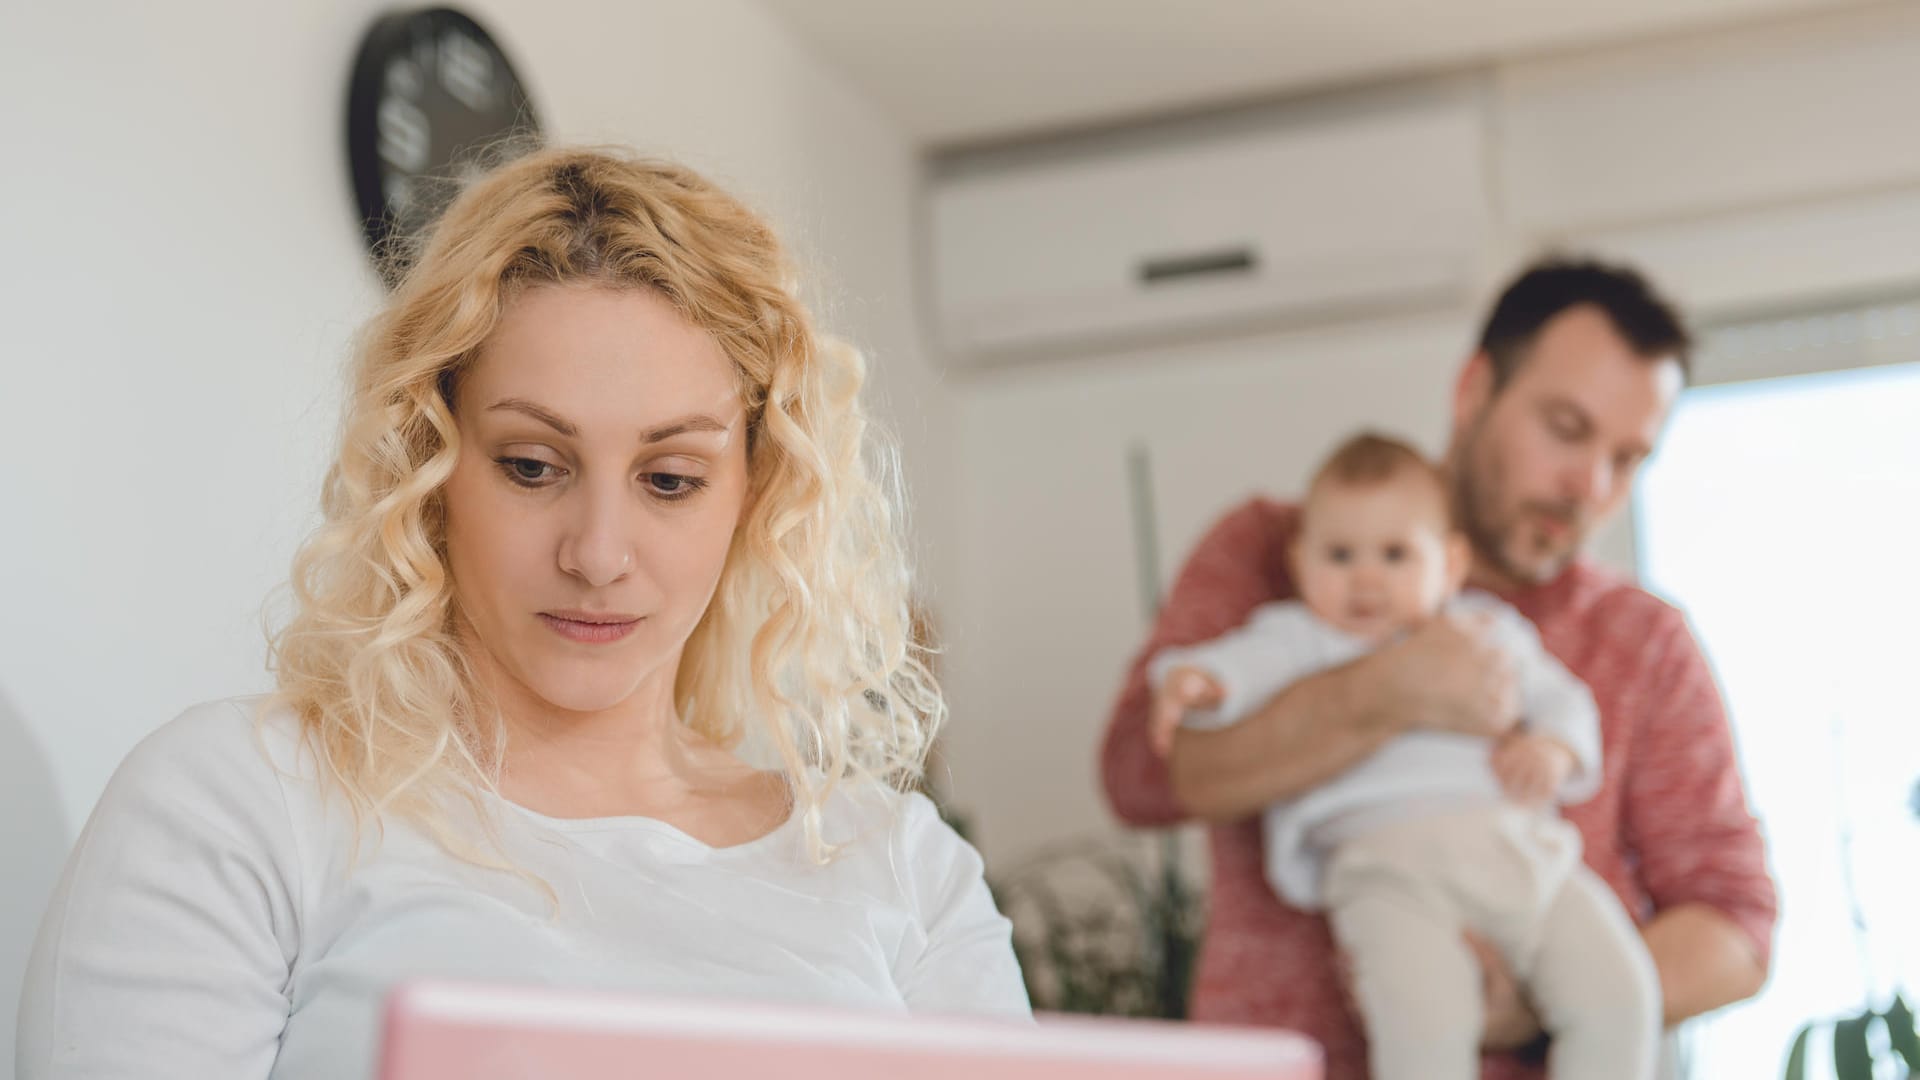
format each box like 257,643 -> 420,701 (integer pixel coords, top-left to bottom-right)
1783,1022 -> 1811,1080
1885,994 -> 1920,1072
1832,1013 -> 1874,1080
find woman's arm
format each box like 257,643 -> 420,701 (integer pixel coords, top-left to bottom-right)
892,794 -> 1030,1019
17,701 -> 299,1079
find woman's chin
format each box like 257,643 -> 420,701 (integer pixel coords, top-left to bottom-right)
514,663 -> 650,716
473,631 -> 675,717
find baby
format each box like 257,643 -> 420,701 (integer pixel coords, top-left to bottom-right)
1148,433 -> 1657,1080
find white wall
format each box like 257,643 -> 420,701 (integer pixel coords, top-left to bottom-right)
0,0 -> 937,1062
1,6 -> 388,1057
1495,2 -> 1920,236
932,1 -> 1920,866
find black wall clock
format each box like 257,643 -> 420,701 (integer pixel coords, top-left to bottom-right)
346,7 -> 540,282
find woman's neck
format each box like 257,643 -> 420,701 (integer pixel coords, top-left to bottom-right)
473,656 -> 783,838
500,675 -> 686,772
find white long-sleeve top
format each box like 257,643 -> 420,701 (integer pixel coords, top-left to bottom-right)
1148,592 -> 1602,909
17,697 -> 1029,1080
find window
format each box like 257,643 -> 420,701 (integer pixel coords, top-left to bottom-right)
1635,339 -> 1920,1078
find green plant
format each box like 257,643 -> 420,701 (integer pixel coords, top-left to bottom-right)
1784,996 -> 1919,1080
988,831 -> 1206,1019
1781,772 -> 1920,1079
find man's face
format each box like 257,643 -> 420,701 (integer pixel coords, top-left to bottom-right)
1450,304 -> 1685,588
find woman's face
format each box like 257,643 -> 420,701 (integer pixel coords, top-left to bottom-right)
442,284 -> 751,718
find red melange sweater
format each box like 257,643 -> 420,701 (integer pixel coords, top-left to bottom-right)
1099,498 -> 1776,1080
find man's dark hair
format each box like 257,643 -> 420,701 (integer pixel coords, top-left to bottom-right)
1477,257 -> 1692,388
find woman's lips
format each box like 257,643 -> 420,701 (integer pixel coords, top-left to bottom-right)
538,611 -> 641,644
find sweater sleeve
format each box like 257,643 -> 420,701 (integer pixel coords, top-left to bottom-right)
16,700 -> 302,1080
891,793 -> 1031,1019
1099,499 -> 1296,828
1620,607 -> 1777,965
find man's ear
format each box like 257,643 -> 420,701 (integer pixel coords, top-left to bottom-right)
1453,352 -> 1496,433
1445,530 -> 1473,592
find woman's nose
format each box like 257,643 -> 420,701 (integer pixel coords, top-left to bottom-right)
556,482 -> 634,587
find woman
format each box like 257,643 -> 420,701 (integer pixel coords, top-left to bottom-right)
18,148 -> 1028,1079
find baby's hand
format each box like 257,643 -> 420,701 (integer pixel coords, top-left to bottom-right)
1490,732 -> 1576,807
1149,666 -> 1225,758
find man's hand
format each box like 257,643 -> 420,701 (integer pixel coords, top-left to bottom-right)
1363,612 -> 1519,739
1491,732 -> 1577,807
1468,932 -> 1544,1051
1150,666 -> 1226,757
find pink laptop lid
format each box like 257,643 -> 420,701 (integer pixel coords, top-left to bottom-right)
379,981 -> 1321,1080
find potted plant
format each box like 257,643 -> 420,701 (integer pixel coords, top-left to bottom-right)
989,830 -> 1206,1019
1780,775 -> 1920,1079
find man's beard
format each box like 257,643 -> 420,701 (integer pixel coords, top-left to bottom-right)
1454,422 -> 1583,587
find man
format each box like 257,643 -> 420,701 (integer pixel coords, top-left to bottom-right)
1099,258 -> 1775,1079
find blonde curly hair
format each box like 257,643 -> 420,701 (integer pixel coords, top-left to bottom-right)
270,146 -> 942,863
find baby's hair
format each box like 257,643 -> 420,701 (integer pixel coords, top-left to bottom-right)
1308,432 -> 1454,528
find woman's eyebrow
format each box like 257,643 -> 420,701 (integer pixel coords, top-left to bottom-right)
486,400 -> 731,444
486,397 -> 577,437
642,415 -> 730,443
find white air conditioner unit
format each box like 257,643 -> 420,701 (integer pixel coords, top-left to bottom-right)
927,97 -> 1490,365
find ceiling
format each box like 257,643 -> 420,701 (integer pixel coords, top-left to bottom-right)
752,0 -> 1867,147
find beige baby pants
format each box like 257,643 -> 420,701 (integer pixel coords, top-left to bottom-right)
1320,804 -> 1659,1080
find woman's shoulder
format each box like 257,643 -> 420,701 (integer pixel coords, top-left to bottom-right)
56,696 -> 313,934
810,782 -> 984,900
812,780 -> 946,843
108,694 -> 311,815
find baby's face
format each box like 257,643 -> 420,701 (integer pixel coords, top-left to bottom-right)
1293,473 -> 1462,643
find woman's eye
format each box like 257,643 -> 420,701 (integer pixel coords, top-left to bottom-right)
644,473 -> 709,500
1384,544 -> 1408,563
1328,546 -> 1352,564
495,457 -> 561,487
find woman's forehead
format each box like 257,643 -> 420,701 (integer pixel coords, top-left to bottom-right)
465,285 -> 742,433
